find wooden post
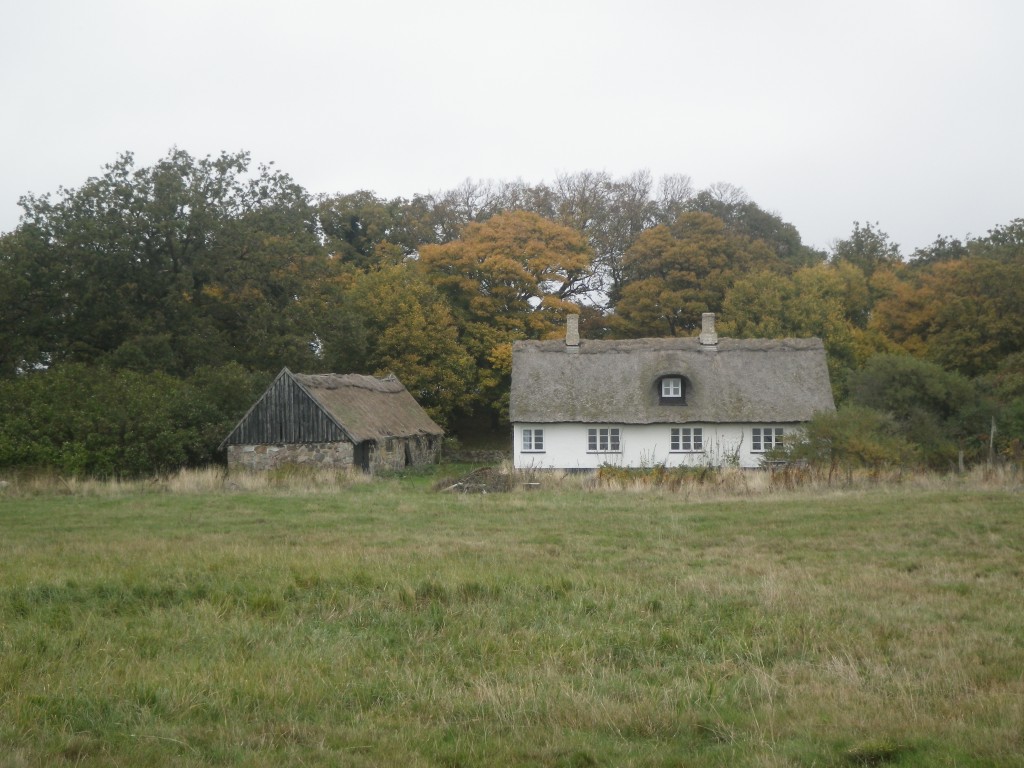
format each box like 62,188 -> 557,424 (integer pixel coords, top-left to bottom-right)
989,417 -> 997,467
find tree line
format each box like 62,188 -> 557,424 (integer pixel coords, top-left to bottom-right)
1,148 -> 1021,475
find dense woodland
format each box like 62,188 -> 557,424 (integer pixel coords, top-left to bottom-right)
1,149 -> 1022,476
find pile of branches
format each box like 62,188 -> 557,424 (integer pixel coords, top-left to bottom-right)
434,466 -> 513,494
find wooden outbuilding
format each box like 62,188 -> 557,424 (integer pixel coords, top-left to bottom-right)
221,368 -> 443,472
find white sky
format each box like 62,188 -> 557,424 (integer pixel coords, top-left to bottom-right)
2,0 -> 1022,254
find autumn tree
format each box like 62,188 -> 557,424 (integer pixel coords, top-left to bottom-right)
345,263 -> 476,425
872,255 -> 1024,377
721,261 -> 890,398
419,210 -> 592,420
417,171 -> 698,305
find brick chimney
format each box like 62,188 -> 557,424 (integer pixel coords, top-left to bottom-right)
699,312 -> 718,346
565,314 -> 580,350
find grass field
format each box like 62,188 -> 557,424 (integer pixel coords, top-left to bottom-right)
1,469 -> 1022,766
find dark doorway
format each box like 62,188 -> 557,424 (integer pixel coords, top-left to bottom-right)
354,441 -> 373,472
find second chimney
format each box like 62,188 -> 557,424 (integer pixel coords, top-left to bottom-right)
565,314 -> 580,349
699,312 -> 718,346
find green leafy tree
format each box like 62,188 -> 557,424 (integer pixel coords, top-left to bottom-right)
908,235 -> 969,267
0,363 -> 269,475
685,184 -> 823,269
830,221 -> 902,277
316,191 -> 437,269
785,405 -> 918,482
613,212 -> 777,337
979,352 -> 1024,461
849,354 -> 991,468
971,218 -> 1024,262
1,149 -> 326,376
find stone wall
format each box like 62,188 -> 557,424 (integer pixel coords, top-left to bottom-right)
227,441 -> 355,471
370,435 -> 441,472
227,436 -> 441,473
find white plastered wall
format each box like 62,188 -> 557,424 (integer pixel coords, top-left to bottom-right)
512,423 -> 798,470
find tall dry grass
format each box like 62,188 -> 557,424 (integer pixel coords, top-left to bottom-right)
0,464 -> 372,497
1,460 -> 1020,500
509,460 -> 1023,500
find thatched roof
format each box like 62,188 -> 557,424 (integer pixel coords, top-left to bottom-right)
221,368 -> 443,448
293,372 -> 444,442
510,336 -> 835,425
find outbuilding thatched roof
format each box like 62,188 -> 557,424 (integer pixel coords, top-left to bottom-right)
221,368 -> 443,448
293,372 -> 444,443
510,336 -> 835,425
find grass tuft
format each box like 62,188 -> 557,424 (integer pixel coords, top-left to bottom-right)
844,740 -> 913,766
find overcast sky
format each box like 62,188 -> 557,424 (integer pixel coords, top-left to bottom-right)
2,0 -> 1022,254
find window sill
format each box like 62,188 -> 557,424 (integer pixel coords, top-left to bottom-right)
520,450 -> 546,454
669,450 -> 705,454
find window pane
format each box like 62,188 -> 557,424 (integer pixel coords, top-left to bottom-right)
694,428 -> 703,451
752,428 -> 762,452
610,428 -> 620,452
670,428 -> 680,451
524,429 -> 543,451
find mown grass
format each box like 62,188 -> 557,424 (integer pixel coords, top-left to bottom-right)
1,471 -> 1022,766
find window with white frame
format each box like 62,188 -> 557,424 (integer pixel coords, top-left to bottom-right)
659,375 -> 687,405
522,428 -> 544,452
587,427 -> 621,452
661,377 -> 682,398
670,427 -> 703,452
751,427 -> 784,452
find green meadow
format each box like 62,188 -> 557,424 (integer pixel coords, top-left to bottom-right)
1,471 -> 1022,767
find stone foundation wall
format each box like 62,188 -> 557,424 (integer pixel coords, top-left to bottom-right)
227,436 -> 441,473
227,441 -> 355,471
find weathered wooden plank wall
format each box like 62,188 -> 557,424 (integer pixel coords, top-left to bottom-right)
224,373 -> 347,445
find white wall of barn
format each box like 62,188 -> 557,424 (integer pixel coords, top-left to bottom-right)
512,422 -> 801,470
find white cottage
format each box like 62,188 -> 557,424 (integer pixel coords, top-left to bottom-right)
509,314 -> 835,470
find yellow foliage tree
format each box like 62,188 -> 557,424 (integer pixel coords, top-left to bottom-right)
419,211 -> 593,420
346,263 -> 477,425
